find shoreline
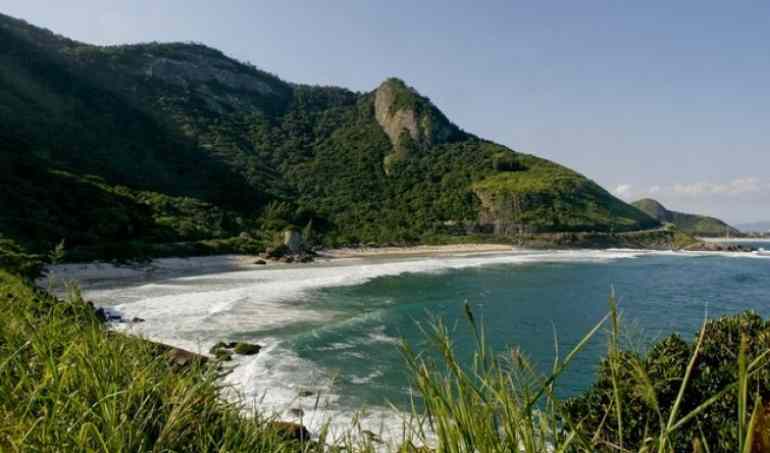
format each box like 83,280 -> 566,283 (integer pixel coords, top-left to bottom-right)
317,243 -> 513,258
41,243 -> 515,286
38,245 -> 770,447
699,237 -> 770,243
43,239 -> 766,288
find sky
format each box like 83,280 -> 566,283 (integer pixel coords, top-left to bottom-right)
4,1 -> 770,224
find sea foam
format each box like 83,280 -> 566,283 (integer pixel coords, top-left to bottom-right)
69,248 -> 767,446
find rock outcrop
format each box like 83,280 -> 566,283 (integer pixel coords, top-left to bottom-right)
283,229 -> 304,254
373,78 -> 460,173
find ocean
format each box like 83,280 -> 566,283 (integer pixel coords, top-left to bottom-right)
60,248 -> 770,443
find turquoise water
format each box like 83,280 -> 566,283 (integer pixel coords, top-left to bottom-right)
72,249 -> 770,438
292,253 -> 770,409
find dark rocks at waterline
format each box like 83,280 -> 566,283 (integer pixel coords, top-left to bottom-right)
92,306 -> 144,324
94,306 -> 107,322
210,341 -> 262,357
289,408 -> 305,418
210,342 -> 227,354
260,231 -> 317,264
258,253 -> 315,264
685,242 -> 755,252
268,421 -> 311,442
263,244 -> 290,259
213,349 -> 233,361
233,342 -> 262,355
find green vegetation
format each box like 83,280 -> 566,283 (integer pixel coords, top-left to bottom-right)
633,199 -> 740,237
567,310 -> 770,451
473,155 -> 658,233
0,237 -> 44,279
1,13 -> 660,263
0,270 -> 323,452
402,301 -> 770,452
0,11 -> 764,453
1,254 -> 767,451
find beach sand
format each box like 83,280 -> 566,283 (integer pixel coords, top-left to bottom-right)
319,243 -> 512,258
41,243 -> 514,286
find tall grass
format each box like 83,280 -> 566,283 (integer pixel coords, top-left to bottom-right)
0,270 -> 324,452
2,266 -> 769,452
400,298 -> 770,452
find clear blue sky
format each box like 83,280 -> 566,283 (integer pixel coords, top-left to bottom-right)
5,1 -> 769,224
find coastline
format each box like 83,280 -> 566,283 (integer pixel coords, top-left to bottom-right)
37,244 -> 770,447
699,237 -> 770,243
41,243 -> 514,286
42,236 -> 766,289
318,243 -> 513,258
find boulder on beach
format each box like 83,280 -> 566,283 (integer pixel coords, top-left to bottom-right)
94,307 -> 107,322
283,229 -> 305,254
210,342 -> 227,354
233,342 -> 262,355
264,244 -> 290,259
213,349 -> 233,361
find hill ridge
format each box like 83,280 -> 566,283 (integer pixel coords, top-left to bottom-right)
0,12 -> 659,259
631,198 -> 739,237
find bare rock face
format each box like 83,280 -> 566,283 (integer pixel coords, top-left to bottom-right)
142,51 -> 277,95
374,82 -> 421,149
90,43 -> 294,115
283,229 -> 304,254
373,78 -> 458,173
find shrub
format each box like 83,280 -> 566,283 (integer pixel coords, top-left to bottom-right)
567,311 -> 770,451
403,300 -> 770,452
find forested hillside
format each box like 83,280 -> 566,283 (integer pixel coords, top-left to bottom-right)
632,199 -> 739,237
0,13 -> 658,262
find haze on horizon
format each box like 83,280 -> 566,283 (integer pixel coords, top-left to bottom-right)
5,1 -> 769,225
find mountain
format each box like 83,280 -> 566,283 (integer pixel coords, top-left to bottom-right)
735,221 -> 770,233
631,199 -> 739,237
0,13 -> 658,260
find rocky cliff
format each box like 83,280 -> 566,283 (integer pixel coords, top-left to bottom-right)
373,78 -> 461,173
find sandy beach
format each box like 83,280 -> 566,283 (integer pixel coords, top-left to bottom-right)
40,243 -> 514,286
319,243 -> 513,258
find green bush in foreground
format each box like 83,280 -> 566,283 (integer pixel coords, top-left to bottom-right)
401,301 -> 770,452
567,311 -> 770,451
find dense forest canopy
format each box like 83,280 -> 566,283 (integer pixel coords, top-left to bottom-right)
0,12 -> 658,260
